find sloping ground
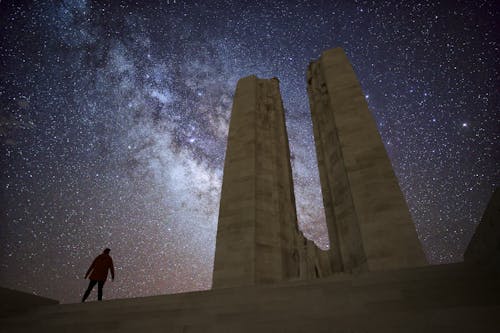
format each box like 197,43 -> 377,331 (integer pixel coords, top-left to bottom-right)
1,263 -> 499,333
0,287 -> 58,318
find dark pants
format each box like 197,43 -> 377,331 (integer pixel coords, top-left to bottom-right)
82,279 -> 105,302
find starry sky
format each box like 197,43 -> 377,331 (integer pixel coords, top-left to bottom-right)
0,0 -> 498,304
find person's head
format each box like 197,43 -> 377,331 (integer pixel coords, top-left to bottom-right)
103,248 -> 111,254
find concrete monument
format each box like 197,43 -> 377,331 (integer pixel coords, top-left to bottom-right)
212,76 -> 330,289
213,48 -> 428,288
307,48 -> 427,272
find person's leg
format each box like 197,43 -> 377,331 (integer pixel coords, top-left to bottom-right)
97,280 -> 105,301
82,280 -> 97,303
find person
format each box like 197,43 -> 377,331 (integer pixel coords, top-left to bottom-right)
81,248 -> 115,302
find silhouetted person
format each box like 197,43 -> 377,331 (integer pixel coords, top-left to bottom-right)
81,248 -> 115,302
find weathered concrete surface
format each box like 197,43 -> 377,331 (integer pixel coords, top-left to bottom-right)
0,287 -> 58,318
213,75 -> 325,288
464,188 -> 500,271
307,48 -> 427,273
2,264 -> 498,332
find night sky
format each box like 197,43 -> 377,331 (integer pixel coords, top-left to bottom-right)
0,1 -> 498,304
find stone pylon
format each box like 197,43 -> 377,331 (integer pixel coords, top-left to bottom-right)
307,48 -> 427,272
212,75 -> 308,288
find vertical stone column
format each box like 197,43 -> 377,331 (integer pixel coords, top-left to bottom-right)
213,76 -> 303,289
307,48 -> 427,272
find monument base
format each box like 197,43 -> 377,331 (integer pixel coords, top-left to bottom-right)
2,263 -> 499,332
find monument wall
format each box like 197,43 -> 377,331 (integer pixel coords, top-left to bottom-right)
307,48 -> 427,272
212,76 -> 330,288
214,48 -> 428,288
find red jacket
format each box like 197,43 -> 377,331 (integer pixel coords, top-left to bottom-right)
86,253 -> 115,281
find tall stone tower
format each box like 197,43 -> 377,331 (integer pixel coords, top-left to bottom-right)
307,48 -> 427,272
212,75 -> 311,289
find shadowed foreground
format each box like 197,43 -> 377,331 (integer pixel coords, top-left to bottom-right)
1,263 -> 499,332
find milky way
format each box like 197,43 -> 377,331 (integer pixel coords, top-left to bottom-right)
0,1 -> 498,303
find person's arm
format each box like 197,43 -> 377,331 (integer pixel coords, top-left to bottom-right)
110,258 -> 115,281
84,258 -> 97,279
